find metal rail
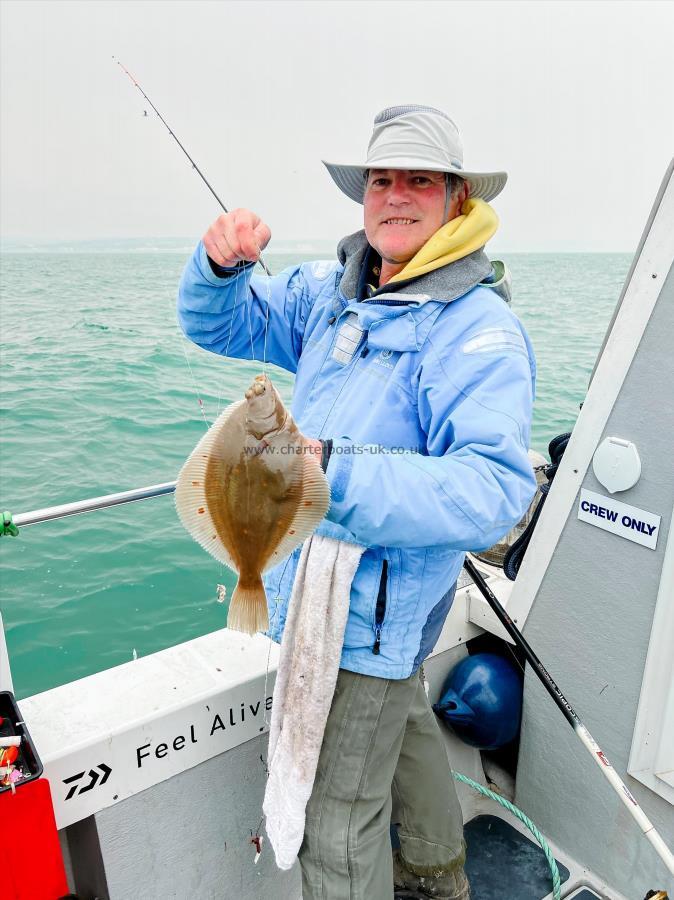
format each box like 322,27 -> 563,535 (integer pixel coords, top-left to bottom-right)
10,482 -> 176,528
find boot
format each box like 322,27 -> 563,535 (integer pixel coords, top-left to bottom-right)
392,849 -> 470,900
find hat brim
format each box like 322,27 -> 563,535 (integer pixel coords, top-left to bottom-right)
323,160 -> 507,204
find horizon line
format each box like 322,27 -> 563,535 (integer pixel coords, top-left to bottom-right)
0,236 -> 636,254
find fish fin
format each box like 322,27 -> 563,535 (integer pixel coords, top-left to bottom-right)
264,454 -> 331,570
174,399 -> 246,571
227,577 -> 269,635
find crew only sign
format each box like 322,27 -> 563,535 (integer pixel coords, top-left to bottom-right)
578,489 -> 661,550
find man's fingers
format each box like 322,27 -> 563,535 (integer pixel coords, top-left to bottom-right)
203,235 -> 230,267
204,230 -> 236,266
203,214 -> 237,266
221,214 -> 248,264
202,210 -> 271,267
253,221 -> 272,254
234,212 -> 261,261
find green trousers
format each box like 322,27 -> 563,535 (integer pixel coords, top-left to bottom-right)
299,667 -> 466,899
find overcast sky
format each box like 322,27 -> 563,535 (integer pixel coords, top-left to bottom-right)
1,0 -> 673,251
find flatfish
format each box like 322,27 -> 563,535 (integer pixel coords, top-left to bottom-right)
175,374 -> 330,634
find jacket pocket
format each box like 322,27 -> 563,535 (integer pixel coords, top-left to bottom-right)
372,559 -> 388,655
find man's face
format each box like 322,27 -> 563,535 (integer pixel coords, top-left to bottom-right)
364,169 -> 454,264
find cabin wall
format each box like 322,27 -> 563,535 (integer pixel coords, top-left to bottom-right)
64,732 -> 301,900
516,262 -> 674,894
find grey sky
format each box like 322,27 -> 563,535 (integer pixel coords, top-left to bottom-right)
1,0 -> 673,251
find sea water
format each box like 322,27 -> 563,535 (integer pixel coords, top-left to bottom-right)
0,244 -> 631,698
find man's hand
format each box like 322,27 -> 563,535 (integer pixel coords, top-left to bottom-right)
203,209 -> 272,268
305,437 -> 332,473
305,438 -> 322,460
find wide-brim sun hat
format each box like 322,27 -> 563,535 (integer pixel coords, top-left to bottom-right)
323,104 -> 507,204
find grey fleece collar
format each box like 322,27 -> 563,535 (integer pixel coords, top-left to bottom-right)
336,229 -> 493,305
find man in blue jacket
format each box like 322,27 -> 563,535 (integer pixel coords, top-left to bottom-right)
177,105 -> 536,900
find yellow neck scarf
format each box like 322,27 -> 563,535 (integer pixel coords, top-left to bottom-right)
387,198 -> 498,284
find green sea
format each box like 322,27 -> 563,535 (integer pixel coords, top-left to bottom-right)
0,242 -> 631,699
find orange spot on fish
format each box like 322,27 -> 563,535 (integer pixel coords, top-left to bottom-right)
198,507 -> 205,514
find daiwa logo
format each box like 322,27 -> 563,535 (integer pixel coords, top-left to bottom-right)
374,349 -> 396,369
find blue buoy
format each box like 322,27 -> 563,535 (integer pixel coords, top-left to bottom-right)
433,653 -> 523,750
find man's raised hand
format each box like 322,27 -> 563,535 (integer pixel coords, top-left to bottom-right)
203,209 -> 272,268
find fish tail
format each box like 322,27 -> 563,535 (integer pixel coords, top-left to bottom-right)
227,577 -> 269,635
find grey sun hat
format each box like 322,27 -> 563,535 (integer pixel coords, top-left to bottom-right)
323,105 -> 507,204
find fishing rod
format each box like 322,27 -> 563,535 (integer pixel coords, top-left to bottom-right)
463,556 -> 674,878
113,56 -> 272,277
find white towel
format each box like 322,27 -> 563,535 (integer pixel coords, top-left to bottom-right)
263,534 -> 365,870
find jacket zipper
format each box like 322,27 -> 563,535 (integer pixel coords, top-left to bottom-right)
372,559 -> 388,655
363,298 -> 413,306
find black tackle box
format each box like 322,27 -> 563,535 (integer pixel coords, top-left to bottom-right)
0,690 -> 43,792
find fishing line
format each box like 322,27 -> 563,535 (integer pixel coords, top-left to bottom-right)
114,57 -> 278,419
242,548 -> 291,859
224,261 -> 244,364
246,279 -> 256,365
262,266 -> 272,373
262,572 -> 288,732
215,270 -> 251,605
177,328 -> 211,428
117,58 -> 281,840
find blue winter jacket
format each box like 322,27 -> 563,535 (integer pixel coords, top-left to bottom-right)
177,233 -> 537,678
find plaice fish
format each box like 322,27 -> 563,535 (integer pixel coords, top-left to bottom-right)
175,374 -> 330,634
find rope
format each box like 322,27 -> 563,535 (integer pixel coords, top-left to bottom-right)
1,511 -> 19,537
451,770 -> 562,900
